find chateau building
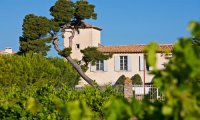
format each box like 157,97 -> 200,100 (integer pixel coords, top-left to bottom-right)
64,23 -> 173,86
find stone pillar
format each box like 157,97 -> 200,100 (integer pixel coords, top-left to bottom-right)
123,77 -> 133,99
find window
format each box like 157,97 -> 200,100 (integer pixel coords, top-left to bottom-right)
76,44 -> 80,49
115,55 -> 131,71
120,56 -> 128,70
96,60 -> 104,71
91,60 -> 107,72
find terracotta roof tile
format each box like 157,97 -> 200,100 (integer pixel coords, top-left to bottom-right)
98,44 -> 173,53
82,23 -> 102,31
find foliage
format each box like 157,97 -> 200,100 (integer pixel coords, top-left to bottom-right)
46,21 -> 200,120
50,0 -> 74,26
78,47 -> 112,72
22,14 -> 51,40
0,54 -> 79,87
15,0 -> 200,119
74,1 -> 97,21
58,48 -> 72,57
0,84 -> 121,119
189,21 -> 200,39
0,52 -> 117,119
113,75 -> 126,93
19,14 -> 58,56
81,47 -> 112,65
131,74 -> 143,85
19,0 -> 109,87
50,0 -> 96,26
19,0 -> 98,56
189,21 -> 200,45
75,21 -> 200,120
151,38 -> 200,119
142,21 -> 200,120
103,97 -> 133,120
145,42 -> 158,70
114,75 -> 126,86
17,0 -> 116,89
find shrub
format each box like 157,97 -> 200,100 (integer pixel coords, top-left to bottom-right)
114,75 -> 126,86
0,54 -> 80,87
131,74 -> 143,85
0,84 -> 121,119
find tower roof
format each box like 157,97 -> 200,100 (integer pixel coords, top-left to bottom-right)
81,23 -> 102,31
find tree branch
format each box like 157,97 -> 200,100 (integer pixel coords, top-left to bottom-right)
52,36 -> 98,89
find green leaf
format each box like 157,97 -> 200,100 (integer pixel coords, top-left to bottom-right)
162,105 -> 172,116
188,21 -> 197,31
26,97 -> 41,113
145,42 -> 158,69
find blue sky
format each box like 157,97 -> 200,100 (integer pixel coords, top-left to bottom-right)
0,0 -> 200,56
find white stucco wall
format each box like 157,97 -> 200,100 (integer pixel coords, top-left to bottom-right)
92,29 -> 101,47
78,53 -> 169,86
64,28 -> 101,60
63,27 -> 171,87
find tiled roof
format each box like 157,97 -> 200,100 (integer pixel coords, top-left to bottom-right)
82,23 -> 102,31
98,44 -> 173,53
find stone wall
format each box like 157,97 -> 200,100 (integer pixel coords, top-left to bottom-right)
123,77 -> 133,99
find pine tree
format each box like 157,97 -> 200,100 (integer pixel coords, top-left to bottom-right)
50,0 -> 108,88
18,14 -> 59,56
19,0 -> 111,89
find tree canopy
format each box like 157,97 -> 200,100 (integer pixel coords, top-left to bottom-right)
189,21 -> 200,45
0,54 -> 80,87
131,74 -> 143,85
18,0 -> 111,87
19,14 -> 55,56
50,0 -> 96,26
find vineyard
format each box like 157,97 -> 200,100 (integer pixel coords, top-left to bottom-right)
1,22 -> 200,119
0,0 -> 200,118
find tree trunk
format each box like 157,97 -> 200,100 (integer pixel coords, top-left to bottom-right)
66,56 -> 96,87
52,37 -> 97,88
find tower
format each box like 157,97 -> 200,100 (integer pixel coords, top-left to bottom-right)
64,23 -> 102,60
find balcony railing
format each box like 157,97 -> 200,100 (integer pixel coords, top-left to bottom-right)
132,85 -> 164,101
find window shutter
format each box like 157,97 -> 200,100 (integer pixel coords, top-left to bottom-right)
103,60 -> 108,71
114,56 -> 120,71
90,64 -> 96,72
128,56 -> 132,71
139,56 -> 144,71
